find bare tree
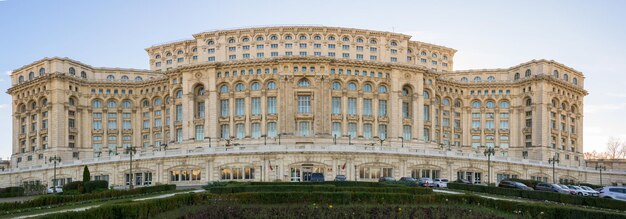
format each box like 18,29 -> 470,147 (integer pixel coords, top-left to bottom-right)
605,137 -> 625,159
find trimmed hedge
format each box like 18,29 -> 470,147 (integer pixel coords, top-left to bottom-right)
40,192 -> 626,219
0,184 -> 176,213
508,178 -> 542,189
246,181 -> 407,187
448,183 -> 626,211
63,181 -> 85,194
0,187 -> 25,198
84,180 -> 108,193
210,185 -> 432,195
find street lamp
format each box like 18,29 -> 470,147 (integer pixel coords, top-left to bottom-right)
548,155 -> 560,184
378,137 -> 385,147
343,135 -> 352,145
595,164 -> 606,186
483,147 -> 495,185
160,143 -> 168,151
49,156 -> 61,193
277,133 -> 281,145
261,135 -> 267,145
126,146 -> 137,189
399,137 -> 404,148
333,134 -> 337,145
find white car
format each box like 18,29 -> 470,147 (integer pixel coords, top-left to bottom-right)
599,186 -> 626,201
433,178 -> 448,188
567,185 -> 590,196
47,186 -> 63,193
580,186 -> 600,196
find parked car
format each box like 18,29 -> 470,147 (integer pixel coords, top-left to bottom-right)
47,186 -> 63,194
498,180 -> 533,191
455,178 -> 472,184
417,178 -> 434,187
378,176 -> 396,182
557,184 -> 576,195
334,175 -> 347,181
599,186 -> 626,201
580,186 -> 600,196
433,178 -> 449,188
399,177 -> 417,182
567,185 -> 591,196
310,173 -> 325,182
535,182 -> 561,193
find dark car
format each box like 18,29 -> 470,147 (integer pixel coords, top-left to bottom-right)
378,176 -> 396,182
498,180 -> 533,190
455,178 -> 472,184
334,175 -> 347,181
535,183 -> 562,193
399,177 -> 417,182
310,173 -> 325,182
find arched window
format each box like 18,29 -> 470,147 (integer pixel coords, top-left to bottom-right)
487,76 -> 495,82
28,72 -> 34,80
561,102 -> 568,110
573,78 -> 578,85
176,90 -> 183,98
525,98 -> 532,106
369,38 -> 377,44
420,51 -> 427,56
563,74 -> 569,81
106,75 -> 115,81
473,76 -> 481,82
390,41 -> 397,46
121,75 -> 129,81
135,76 -> 143,81
39,68 -> 45,76
432,53 -> 438,58
299,35 -> 307,40
342,36 -> 350,42
514,73 -> 520,80
256,36 -> 264,41
31,102 -> 37,110
298,79 -> 310,87
196,87 -> 205,96
107,100 -> 117,108
328,35 -> 336,41
155,54 -> 161,59
251,82 -> 261,91
81,71 -> 87,78
443,55 -> 448,60
92,100 -> 102,108
471,100 -> 481,108
18,75 -> 24,83
402,87 -> 411,96
235,83 -> 245,91
242,37 -> 250,42
460,77 -> 468,82
486,101 -> 495,109
423,91 -> 430,99
356,37 -> 364,43
219,85 -> 229,93
143,99 -> 150,107
69,67 -> 76,75
267,81 -> 277,90
177,50 -> 184,55
363,84 -> 372,92
122,100 -> 132,108
152,98 -> 161,106
270,35 -> 278,40
166,52 -> 172,57
407,49 -> 412,54
553,70 -> 559,78
314,35 -> 321,40
500,101 -> 510,108
347,82 -> 357,91
552,99 -> 558,107
332,82 -> 341,90
69,98 -> 76,106
41,98 -> 48,106
454,100 -> 462,107
228,38 -> 236,43
192,48 -> 197,52
378,85 -> 387,93
207,40 -> 215,45
525,69 -> 531,77
571,105 -> 577,113
284,35 -> 293,40
442,98 -> 450,106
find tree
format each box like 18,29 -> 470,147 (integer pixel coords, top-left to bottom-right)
83,166 -> 91,182
605,137 -> 625,159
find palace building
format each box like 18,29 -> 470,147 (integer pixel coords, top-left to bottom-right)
2,26 -> 624,187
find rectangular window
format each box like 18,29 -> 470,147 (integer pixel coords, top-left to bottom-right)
403,125 -> 412,140
271,52 -> 279,57
348,123 -> 357,138
299,121 -> 310,136
208,57 -> 215,62
370,55 -> 377,60
195,125 -> 204,142
197,102 -> 205,118
256,45 -> 264,49
402,102 -> 410,118
332,97 -> 341,115
267,122 -> 277,138
271,44 -> 278,48
251,97 -> 261,115
363,99 -> 372,116
500,120 -> 509,129
363,124 -> 372,139
251,123 -> 261,139
472,120 -> 481,129
332,122 -> 341,137
348,98 -> 357,115
298,96 -> 311,113
378,100 -> 387,116
176,128 -> 183,143
235,98 -> 245,116
256,53 -> 264,58
236,123 -> 245,139
175,105 -> 182,121
220,124 -> 230,139
220,100 -> 229,117
267,97 -> 277,114
378,125 -> 387,140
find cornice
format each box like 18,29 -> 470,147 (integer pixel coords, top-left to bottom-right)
452,59 -> 584,77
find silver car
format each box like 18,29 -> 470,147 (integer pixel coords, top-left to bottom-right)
567,185 -> 590,196
580,186 -> 600,196
599,186 -> 626,201
418,178 -> 434,187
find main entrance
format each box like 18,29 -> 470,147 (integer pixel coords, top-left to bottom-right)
290,164 -> 325,182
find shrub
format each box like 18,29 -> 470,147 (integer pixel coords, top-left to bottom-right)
84,180 -> 108,193
210,185 -> 432,195
83,166 -> 91,182
448,183 -> 626,211
0,187 -> 25,198
62,181 -> 85,194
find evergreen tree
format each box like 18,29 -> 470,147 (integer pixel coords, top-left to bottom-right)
83,166 -> 91,182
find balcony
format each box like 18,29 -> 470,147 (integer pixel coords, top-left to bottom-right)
69,127 -> 78,133
523,127 -> 532,134
484,128 -> 495,134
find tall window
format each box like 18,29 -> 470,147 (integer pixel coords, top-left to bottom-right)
403,125 -> 412,140
175,105 -> 183,121
251,97 -> 261,115
402,102 -> 410,118
363,99 -> 372,116
195,125 -> 204,141
197,102 -> 205,118
378,100 -> 387,116
378,124 -> 387,140
423,128 -> 430,142
267,122 -> 277,138
220,124 -> 230,139
267,97 -> 277,114
299,121 -> 310,136
348,123 -> 357,138
220,100 -> 229,117
348,98 -> 357,115
363,124 -> 372,139
251,123 -> 261,139
332,122 -> 341,137
332,97 -> 341,115
298,96 -> 311,113
236,123 -> 245,139
235,98 -> 245,116
423,105 -> 430,121
176,128 -> 183,143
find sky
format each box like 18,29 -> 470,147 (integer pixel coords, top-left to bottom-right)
0,0 -> 625,160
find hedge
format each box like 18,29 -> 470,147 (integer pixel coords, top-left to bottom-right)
0,187 -> 25,198
244,181 -> 407,187
84,180 -> 108,193
448,183 -> 626,211
40,192 -> 626,219
0,184 -> 176,213
210,185 -> 432,195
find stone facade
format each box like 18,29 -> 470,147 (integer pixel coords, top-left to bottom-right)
3,26 -> 624,188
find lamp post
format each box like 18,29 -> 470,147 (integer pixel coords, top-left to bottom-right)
49,156 -> 61,193
277,133 -> 281,145
160,143 -> 168,151
378,137 -> 385,147
548,155 -> 560,184
483,147 -> 495,185
399,137 -> 404,148
343,135 -> 353,145
205,137 -> 211,147
262,135 -> 267,145
333,134 -> 337,145
126,146 -> 137,189
595,164 -> 606,186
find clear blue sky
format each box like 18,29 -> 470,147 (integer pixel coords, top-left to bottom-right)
1,0 -> 625,159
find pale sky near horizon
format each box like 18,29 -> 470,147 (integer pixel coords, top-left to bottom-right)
1,0 -> 625,160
